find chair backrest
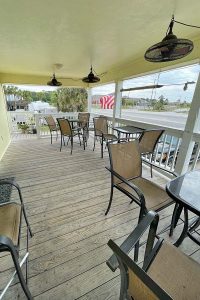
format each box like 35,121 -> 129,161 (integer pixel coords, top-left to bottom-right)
93,117 -> 108,135
57,118 -> 72,136
108,239 -> 172,300
44,115 -> 57,131
139,129 -> 164,154
108,140 -> 142,184
78,113 -> 90,128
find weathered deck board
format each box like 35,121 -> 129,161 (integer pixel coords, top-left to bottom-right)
0,137 -> 199,299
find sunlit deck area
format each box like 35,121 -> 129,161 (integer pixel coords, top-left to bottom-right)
0,136 -> 199,299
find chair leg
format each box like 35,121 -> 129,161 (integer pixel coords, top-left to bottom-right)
83,132 -> 86,150
71,137 -> 73,155
50,132 -> 52,144
11,249 -> 33,300
134,208 -> 144,262
78,131 -> 81,146
60,134 -> 62,152
105,185 -> 114,215
93,136 -> 96,151
101,137 -> 104,158
0,236 -> 33,300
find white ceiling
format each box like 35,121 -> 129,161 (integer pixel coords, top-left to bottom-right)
0,0 -> 200,81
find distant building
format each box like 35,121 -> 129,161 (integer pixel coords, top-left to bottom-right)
7,99 -> 28,111
28,101 -> 57,113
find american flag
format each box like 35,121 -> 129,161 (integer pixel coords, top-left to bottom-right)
100,95 -> 115,109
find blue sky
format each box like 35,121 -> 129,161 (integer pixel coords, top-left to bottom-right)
92,63 -> 200,102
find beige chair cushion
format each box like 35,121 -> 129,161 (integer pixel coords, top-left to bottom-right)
45,116 -> 58,131
0,203 -> 21,246
128,267 -> 160,300
110,141 -> 142,184
59,119 -> 72,136
118,177 -> 173,211
139,130 -> 163,154
148,241 -> 200,300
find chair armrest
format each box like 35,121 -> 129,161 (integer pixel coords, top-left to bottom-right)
105,167 -> 146,207
141,159 -> 178,178
0,180 -> 24,206
107,211 -> 159,271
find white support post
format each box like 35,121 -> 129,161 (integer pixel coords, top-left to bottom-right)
87,88 -> 92,113
175,73 -> 200,175
112,81 -> 122,127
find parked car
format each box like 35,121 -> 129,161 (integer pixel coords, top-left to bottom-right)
156,137 -> 199,167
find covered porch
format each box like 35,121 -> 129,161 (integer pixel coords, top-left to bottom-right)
0,0 -> 200,299
0,136 -> 199,299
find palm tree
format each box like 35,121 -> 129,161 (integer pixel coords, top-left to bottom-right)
56,88 -> 87,112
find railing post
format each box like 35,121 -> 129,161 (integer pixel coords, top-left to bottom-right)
113,81 -> 122,128
87,88 -> 92,113
175,72 -> 200,175
34,113 -> 40,139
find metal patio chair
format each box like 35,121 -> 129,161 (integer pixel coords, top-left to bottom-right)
107,211 -> 200,300
44,115 -> 59,144
105,139 -> 174,260
0,179 -> 33,299
77,112 -> 90,146
57,118 -> 83,154
93,116 -> 118,158
139,129 -> 164,177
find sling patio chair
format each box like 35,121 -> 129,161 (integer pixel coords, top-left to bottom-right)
44,115 -> 59,144
57,118 -> 84,154
0,179 -> 33,299
107,210 -> 200,300
105,139 -> 175,260
93,116 -> 118,158
77,112 -> 90,146
139,129 -> 165,177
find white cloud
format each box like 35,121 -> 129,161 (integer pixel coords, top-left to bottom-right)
4,84 -> 57,92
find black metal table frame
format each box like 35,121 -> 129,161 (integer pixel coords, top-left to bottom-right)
166,171 -> 200,247
113,125 -> 144,140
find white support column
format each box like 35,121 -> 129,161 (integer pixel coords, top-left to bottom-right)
87,88 -> 92,113
112,81 -> 122,127
175,73 -> 200,175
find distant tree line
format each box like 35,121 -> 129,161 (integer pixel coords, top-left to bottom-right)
3,85 -> 88,112
122,94 -> 190,111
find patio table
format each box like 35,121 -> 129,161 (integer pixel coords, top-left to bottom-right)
113,125 -> 144,139
166,170 -> 200,246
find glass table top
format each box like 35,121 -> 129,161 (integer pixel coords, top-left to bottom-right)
166,170 -> 200,215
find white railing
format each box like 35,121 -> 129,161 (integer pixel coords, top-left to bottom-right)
34,112 -> 78,138
7,111 -> 36,134
7,111 -> 200,174
7,111 -> 78,137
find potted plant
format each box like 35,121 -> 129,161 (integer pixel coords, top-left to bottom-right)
17,123 -> 30,134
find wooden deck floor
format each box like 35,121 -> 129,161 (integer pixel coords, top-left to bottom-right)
0,136 -> 199,299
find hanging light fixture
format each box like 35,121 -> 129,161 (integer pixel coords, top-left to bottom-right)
82,66 -> 100,83
144,15 -> 200,62
47,73 -> 62,86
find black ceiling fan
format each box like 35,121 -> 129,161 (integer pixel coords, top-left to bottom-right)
82,66 -> 100,83
47,73 -> 62,86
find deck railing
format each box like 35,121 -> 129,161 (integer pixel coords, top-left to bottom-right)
7,111 -> 200,175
